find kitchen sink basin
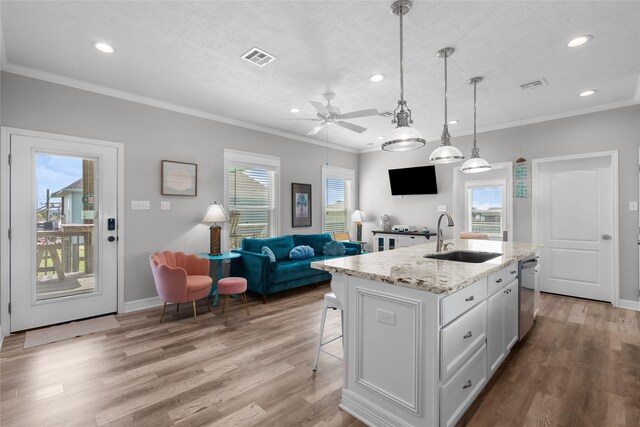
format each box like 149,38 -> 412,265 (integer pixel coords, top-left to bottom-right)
424,250 -> 502,263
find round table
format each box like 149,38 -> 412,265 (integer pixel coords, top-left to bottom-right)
200,252 -> 241,305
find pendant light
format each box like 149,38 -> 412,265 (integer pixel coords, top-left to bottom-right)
461,77 -> 492,173
429,48 -> 465,164
381,0 -> 426,152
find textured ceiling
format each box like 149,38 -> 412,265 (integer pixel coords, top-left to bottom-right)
1,1 -> 639,151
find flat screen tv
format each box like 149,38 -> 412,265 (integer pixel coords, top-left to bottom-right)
388,165 -> 438,195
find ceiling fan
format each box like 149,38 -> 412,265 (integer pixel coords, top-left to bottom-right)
291,92 -> 380,135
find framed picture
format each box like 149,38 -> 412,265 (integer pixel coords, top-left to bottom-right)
292,183 -> 312,227
161,160 -> 197,196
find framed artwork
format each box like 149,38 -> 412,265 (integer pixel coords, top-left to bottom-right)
292,183 -> 312,227
161,160 -> 197,196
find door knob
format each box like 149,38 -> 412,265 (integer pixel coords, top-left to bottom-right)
108,236 -> 116,242
602,234 -> 611,240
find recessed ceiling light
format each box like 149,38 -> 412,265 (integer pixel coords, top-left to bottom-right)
92,41 -> 115,54
369,74 -> 385,82
448,120 -> 459,125
579,90 -> 597,97
289,107 -> 300,113
377,136 -> 385,140
567,35 -> 593,48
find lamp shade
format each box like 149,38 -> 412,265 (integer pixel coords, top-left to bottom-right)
429,144 -> 465,164
202,202 -> 229,223
352,210 -> 368,223
381,126 -> 426,152
461,156 -> 492,173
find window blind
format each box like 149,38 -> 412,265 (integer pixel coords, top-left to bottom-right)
323,176 -> 353,235
228,165 -> 277,248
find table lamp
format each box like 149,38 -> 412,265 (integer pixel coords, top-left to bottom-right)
202,202 -> 229,256
352,209 -> 367,242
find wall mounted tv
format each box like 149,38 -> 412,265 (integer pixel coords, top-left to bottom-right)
388,165 -> 438,195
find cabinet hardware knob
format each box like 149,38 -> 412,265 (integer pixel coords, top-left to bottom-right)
463,331 -> 472,339
465,295 -> 475,302
510,270 -> 517,274
496,278 -> 502,283
463,380 -> 472,389
504,290 -> 509,294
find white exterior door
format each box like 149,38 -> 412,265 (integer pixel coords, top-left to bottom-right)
533,153 -> 616,302
10,133 -> 120,331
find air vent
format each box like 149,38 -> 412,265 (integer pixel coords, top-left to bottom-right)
520,78 -> 548,90
241,47 -> 276,67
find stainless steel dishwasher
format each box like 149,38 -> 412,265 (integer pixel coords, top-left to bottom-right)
519,255 -> 538,340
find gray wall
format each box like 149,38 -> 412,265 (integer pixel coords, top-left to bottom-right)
1,72 -> 358,302
359,105 -> 640,301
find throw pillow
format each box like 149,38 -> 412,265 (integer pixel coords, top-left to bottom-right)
323,240 -> 346,256
261,246 -> 276,262
290,245 -> 315,260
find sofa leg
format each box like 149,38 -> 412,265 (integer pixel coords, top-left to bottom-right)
262,294 -> 267,304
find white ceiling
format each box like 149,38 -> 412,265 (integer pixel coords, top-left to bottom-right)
1,1 -> 639,152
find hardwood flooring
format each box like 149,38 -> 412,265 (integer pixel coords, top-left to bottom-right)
1,286 -> 639,426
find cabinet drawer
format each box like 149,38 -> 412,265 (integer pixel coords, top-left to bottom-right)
441,300 -> 487,382
396,235 -> 426,247
440,344 -> 488,427
440,278 -> 487,326
487,262 -> 518,295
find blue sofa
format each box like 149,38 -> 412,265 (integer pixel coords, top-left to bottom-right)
231,233 -> 361,302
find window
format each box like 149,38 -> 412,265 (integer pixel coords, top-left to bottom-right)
224,150 -> 280,249
322,165 -> 355,236
465,180 -> 505,238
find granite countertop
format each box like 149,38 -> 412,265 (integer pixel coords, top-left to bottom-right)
311,239 -> 542,295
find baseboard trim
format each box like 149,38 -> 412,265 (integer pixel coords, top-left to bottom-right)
619,299 -> 640,311
123,296 -> 163,313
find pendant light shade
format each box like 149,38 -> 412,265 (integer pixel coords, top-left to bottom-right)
461,76 -> 492,173
429,47 -> 464,164
381,0 -> 426,152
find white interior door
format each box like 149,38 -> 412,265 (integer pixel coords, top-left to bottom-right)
10,134 -> 119,331
533,153 -> 616,302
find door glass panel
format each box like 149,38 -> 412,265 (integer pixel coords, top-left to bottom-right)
468,185 -> 503,237
36,153 -> 97,300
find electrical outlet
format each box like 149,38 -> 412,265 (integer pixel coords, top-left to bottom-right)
376,309 -> 396,326
161,201 -> 171,210
630,201 -> 638,211
438,205 -> 447,212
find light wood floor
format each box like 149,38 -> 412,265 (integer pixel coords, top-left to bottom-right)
1,286 -> 639,426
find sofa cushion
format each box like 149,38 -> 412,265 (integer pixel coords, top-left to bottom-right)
243,236 -> 294,261
345,247 -> 359,256
292,233 -> 332,257
271,260 -> 314,283
323,240 -> 346,256
290,245 -> 315,260
261,246 -> 276,262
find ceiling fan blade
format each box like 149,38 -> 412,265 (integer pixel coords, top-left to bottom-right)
282,118 -> 322,121
307,125 -> 325,135
335,108 -> 380,120
336,121 -> 367,134
309,101 -> 330,118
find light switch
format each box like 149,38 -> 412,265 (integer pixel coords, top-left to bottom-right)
161,201 -> 171,210
630,201 -> 638,211
131,200 -> 151,210
438,205 -> 447,212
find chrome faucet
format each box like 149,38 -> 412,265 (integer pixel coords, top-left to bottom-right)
436,212 -> 455,252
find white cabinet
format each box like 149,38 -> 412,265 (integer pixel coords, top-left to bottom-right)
373,232 -> 428,252
487,270 -> 519,376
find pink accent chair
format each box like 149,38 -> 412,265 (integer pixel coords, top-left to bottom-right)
150,251 -> 213,323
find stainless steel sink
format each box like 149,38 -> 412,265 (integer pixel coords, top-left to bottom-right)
424,250 -> 502,263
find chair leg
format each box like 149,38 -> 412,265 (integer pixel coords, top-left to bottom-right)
312,302 -> 328,372
176,303 -> 180,313
223,295 -> 230,325
204,297 -> 212,313
192,300 -> 198,324
159,302 -> 167,323
242,293 -> 250,316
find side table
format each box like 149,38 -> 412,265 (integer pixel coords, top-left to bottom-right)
200,252 -> 241,305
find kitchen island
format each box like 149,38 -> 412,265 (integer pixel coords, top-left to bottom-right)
311,239 -> 541,427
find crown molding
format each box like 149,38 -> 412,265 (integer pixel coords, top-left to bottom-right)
0,62 -> 358,154
358,98 -> 638,154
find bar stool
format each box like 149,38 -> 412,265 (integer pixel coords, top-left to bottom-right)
312,292 -> 343,371
217,277 -> 250,325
